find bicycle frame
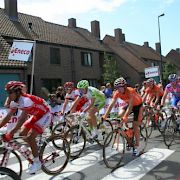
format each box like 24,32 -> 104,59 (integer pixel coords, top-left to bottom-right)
0,134 -> 59,168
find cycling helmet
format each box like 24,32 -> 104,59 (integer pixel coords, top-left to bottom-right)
77,80 -> 89,89
64,82 -> 74,89
168,74 -> 177,82
114,77 -> 127,88
5,81 -> 24,91
146,78 -> 155,85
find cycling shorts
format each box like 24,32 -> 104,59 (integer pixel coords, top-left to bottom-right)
23,112 -> 51,134
171,96 -> 180,108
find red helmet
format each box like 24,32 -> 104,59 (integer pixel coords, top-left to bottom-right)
5,81 -> 24,91
64,82 -> 74,89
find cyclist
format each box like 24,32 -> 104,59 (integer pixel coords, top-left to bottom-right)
142,78 -> 164,106
161,74 -> 180,108
103,77 -> 143,156
61,82 -> 89,114
0,81 -> 51,174
70,80 -> 106,138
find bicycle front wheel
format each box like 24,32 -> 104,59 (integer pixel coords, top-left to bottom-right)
40,135 -> 70,175
64,125 -> 86,159
0,149 -> 22,177
103,129 -> 125,169
163,117 -> 176,148
96,120 -> 113,146
140,115 -> 153,138
0,167 -> 21,180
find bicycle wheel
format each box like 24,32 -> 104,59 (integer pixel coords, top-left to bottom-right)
52,122 -> 71,149
163,117 -> 176,148
0,167 -> 21,180
156,111 -> 167,133
39,135 -> 70,175
140,115 -> 153,138
64,125 -> 86,159
0,149 -> 22,177
52,121 -> 71,136
103,129 -> 125,169
138,126 -> 148,155
96,120 -> 113,146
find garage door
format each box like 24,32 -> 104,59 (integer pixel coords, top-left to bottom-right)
0,74 -> 20,107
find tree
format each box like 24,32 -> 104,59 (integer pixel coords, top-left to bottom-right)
163,60 -> 177,83
102,53 -> 121,84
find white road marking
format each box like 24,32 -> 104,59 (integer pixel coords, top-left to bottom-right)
101,148 -> 174,180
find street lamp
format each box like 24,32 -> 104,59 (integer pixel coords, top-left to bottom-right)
158,13 -> 165,83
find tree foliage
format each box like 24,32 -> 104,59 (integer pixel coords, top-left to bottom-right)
163,60 -> 177,83
102,53 -> 121,84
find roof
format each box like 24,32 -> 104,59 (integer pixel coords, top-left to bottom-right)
103,35 -> 148,73
0,8 -> 108,52
0,35 -> 27,68
125,42 -> 163,61
166,49 -> 180,68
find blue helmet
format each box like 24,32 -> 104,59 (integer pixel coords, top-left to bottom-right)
168,74 -> 177,82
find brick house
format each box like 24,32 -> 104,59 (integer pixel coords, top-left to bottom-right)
0,0 -> 170,105
0,0 -> 110,105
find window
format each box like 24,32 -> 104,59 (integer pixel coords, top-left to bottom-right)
41,79 -> 61,93
87,79 -> 98,87
81,52 -> 92,66
50,47 -> 60,64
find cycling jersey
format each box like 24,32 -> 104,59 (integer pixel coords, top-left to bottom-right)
165,83 -> 180,98
113,87 -> 142,106
9,94 -> 51,134
10,94 -> 50,117
145,85 -> 164,97
65,89 -> 80,100
80,86 -> 106,110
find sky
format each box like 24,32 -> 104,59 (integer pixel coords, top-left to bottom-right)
0,0 -> 179,56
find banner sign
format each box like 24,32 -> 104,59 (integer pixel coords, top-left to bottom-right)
8,40 -> 33,61
145,66 -> 160,78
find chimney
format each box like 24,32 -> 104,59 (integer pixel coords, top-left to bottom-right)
68,18 -> 76,28
144,42 -> 149,47
114,28 -> 124,44
176,48 -> 180,53
4,0 -> 18,21
91,20 -> 100,39
122,33 -> 126,42
155,42 -> 161,54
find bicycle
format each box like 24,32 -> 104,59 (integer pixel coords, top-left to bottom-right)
103,117 -> 148,169
140,104 -> 167,138
0,133 -> 70,176
163,106 -> 180,148
64,113 -> 113,159
0,167 -> 21,180
51,113 -> 77,149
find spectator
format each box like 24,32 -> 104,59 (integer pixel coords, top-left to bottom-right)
55,86 -> 65,105
104,83 -> 113,98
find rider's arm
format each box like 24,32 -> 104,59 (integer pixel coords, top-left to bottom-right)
103,98 -> 116,119
154,91 -> 160,105
161,89 -> 168,106
123,96 -> 133,120
61,98 -> 68,114
10,110 -> 28,135
83,98 -> 95,113
142,92 -> 148,103
70,96 -> 81,113
0,109 -> 15,128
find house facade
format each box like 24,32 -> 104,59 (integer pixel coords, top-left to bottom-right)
0,0 -> 170,105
